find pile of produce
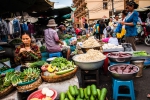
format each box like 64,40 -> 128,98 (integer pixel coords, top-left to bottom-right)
109,64 -> 139,74
0,66 -> 9,72
133,51 -> 149,56
40,46 -> 46,53
41,57 -> 76,76
82,36 -> 100,48
102,43 -> 123,49
26,61 -> 46,68
60,84 -> 107,100
0,75 -> 12,92
73,49 -> 106,62
63,34 -> 72,39
4,68 -> 40,86
9,38 -> 22,45
108,52 -> 132,58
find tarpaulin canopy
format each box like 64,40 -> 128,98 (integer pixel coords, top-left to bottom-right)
0,0 -> 54,14
62,14 -> 71,19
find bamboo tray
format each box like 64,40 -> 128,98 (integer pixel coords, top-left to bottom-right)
16,77 -> 42,93
0,85 -> 14,98
41,67 -> 78,83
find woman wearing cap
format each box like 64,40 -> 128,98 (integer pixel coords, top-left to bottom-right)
120,1 -> 139,51
57,25 -> 66,40
44,19 -> 70,60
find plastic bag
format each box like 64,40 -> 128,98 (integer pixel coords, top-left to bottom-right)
116,28 -> 126,39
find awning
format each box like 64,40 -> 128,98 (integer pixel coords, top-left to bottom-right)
62,14 -> 71,19
0,0 -> 54,14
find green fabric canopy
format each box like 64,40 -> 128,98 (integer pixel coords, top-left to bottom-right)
62,14 -> 71,19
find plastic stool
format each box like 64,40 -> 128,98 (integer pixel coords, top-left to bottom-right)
110,61 -> 130,66
49,52 -> 62,58
112,78 -> 135,100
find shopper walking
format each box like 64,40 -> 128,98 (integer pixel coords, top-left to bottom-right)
120,1 -> 139,51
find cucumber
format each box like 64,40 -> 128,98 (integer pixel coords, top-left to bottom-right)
69,85 -> 76,97
67,90 -> 75,100
79,88 -> 84,99
64,98 -> 69,100
100,88 -> 107,100
91,84 -> 97,97
76,99 -> 84,100
90,95 -> 95,100
76,95 -> 80,99
84,88 -> 88,99
74,85 -> 79,96
97,89 -> 101,100
86,86 -> 91,96
55,68 -> 74,75
60,92 -> 66,100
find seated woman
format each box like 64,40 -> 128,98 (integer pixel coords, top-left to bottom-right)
57,25 -> 66,40
14,31 -> 41,66
44,19 -> 70,60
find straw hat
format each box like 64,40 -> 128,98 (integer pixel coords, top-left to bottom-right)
47,19 -> 57,27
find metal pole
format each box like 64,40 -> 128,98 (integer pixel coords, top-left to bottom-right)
112,0 -> 114,16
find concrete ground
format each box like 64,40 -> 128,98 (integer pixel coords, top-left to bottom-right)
76,44 -> 150,100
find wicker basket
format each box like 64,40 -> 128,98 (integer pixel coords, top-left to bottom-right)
16,77 -> 42,92
41,67 -> 78,82
0,85 -> 14,98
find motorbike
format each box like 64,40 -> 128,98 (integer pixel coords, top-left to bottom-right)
135,23 -> 150,46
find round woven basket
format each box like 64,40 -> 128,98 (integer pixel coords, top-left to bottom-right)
41,67 -> 78,82
0,85 -> 14,98
16,77 -> 42,93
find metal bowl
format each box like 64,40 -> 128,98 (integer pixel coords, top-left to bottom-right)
81,46 -> 101,53
107,52 -> 132,63
108,64 -> 139,81
72,54 -> 106,70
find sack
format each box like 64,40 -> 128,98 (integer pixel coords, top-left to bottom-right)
116,28 -> 126,39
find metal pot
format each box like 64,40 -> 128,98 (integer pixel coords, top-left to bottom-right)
108,64 -> 139,81
107,52 -> 132,63
72,54 -> 106,70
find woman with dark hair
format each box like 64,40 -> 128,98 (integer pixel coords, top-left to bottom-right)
120,1 -> 139,51
14,31 -> 41,65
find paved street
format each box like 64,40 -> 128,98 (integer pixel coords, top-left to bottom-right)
77,44 -> 150,100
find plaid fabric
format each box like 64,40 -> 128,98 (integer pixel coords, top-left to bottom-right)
14,43 -> 41,65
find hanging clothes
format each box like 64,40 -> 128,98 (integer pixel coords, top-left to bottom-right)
0,20 -> 8,35
21,22 -> 28,31
9,20 -> 14,34
13,18 -> 20,33
28,23 -> 35,34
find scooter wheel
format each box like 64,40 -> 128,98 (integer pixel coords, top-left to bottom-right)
144,35 -> 150,46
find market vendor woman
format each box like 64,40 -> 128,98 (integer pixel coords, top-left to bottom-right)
14,31 -> 41,65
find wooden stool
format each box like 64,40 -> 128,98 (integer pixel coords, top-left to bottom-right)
81,69 -> 100,88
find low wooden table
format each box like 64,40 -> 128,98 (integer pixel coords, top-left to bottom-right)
81,69 -> 100,88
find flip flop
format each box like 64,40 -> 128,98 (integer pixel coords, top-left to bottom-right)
147,94 -> 150,98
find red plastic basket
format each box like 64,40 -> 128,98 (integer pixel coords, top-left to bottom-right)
27,89 -> 57,100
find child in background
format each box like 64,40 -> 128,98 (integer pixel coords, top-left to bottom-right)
108,32 -> 119,45
101,34 -> 110,43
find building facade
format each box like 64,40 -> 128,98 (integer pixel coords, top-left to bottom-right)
73,0 -> 150,27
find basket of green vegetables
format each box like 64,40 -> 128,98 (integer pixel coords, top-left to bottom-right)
0,74 -> 14,98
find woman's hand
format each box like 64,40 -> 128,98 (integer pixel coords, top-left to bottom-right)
120,21 -> 125,25
19,48 -> 26,53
